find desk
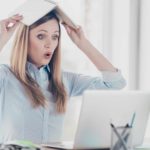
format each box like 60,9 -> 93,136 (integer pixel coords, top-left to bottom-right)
41,147 -> 109,150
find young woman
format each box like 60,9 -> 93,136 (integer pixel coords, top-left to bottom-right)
0,11 -> 126,144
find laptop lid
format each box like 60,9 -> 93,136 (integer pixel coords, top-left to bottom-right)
74,90 -> 150,149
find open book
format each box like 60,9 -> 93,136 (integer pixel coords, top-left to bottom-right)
9,0 -> 78,29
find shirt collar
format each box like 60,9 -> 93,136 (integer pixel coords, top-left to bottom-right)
26,61 -> 51,73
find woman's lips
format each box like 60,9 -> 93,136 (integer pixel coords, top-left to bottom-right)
44,53 -> 52,59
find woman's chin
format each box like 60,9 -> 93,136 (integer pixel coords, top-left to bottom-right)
42,59 -> 51,65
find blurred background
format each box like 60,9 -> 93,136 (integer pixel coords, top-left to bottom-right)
0,0 -> 150,144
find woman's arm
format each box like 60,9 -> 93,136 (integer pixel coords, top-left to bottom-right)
0,37 -> 6,51
63,24 -> 116,72
78,38 -> 116,72
62,25 -> 126,96
0,14 -> 23,52
62,71 -> 126,97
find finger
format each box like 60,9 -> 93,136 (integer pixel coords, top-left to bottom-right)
9,21 -> 20,33
12,14 -> 22,16
75,25 -> 82,32
0,15 -> 22,33
6,15 -> 23,25
10,15 -> 23,21
10,14 -> 22,17
3,18 -> 17,26
62,22 -> 75,31
0,21 -> 7,32
62,23 -> 71,34
61,22 -> 68,29
4,20 -> 17,30
7,18 -> 17,24
9,16 -> 23,24
5,16 -> 23,28
65,27 -> 71,34
75,25 -> 83,35
1,19 -> 20,33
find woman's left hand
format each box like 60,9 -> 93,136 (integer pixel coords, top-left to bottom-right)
62,23 -> 87,49
62,24 -> 117,72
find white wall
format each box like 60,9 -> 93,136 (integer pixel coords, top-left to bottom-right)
139,0 -> 150,90
138,0 -> 150,141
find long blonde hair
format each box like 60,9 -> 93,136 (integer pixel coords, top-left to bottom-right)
10,11 -> 67,113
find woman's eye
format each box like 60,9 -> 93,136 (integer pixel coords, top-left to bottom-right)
37,34 -> 45,40
52,35 -> 59,40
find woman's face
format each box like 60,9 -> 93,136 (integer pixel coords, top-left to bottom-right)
28,19 -> 60,68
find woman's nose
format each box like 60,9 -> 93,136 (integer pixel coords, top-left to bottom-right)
45,39 -> 51,48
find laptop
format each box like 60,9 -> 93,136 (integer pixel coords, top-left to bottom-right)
42,90 -> 150,149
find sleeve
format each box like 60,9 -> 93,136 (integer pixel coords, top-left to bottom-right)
0,65 -> 8,121
62,70 -> 126,97
0,65 -> 7,92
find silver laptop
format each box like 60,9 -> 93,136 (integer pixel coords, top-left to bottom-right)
42,90 -> 150,149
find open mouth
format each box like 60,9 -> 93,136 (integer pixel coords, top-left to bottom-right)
45,53 -> 50,56
44,52 -> 52,59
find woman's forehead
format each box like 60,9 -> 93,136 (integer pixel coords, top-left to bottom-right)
30,19 -> 60,33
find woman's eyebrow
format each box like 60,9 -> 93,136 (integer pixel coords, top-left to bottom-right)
38,30 -> 59,33
38,30 -> 48,33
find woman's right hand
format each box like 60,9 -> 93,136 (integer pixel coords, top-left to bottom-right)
0,14 -> 23,45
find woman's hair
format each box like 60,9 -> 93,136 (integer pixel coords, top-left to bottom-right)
10,10 -> 67,113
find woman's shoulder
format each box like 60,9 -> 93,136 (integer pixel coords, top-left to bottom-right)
0,64 -> 10,71
0,64 -> 11,78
